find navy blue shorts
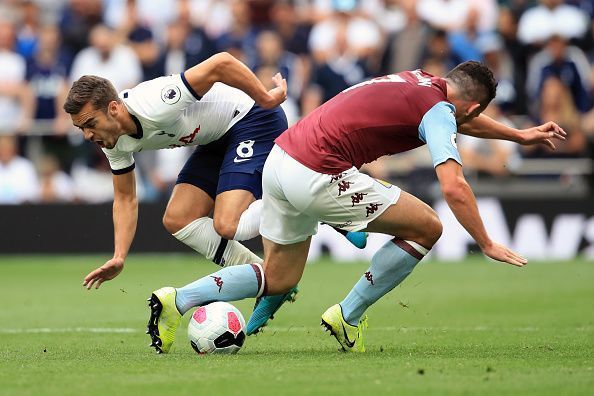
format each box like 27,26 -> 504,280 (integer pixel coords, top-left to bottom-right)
176,105 -> 288,199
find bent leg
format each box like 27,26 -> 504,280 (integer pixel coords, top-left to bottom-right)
339,190 -> 442,325
163,183 -> 213,234
261,237 -> 311,295
164,183 -> 262,266
213,188 -> 257,240
245,237 -> 310,334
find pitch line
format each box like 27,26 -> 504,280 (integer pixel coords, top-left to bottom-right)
1,327 -> 138,334
2,326 -> 590,334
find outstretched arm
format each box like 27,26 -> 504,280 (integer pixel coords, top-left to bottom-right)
183,52 -> 287,109
458,113 -> 567,150
435,159 -> 527,267
83,171 -> 138,289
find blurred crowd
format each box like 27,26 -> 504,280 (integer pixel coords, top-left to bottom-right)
0,0 -> 593,204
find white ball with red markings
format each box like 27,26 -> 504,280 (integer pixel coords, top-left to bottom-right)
187,302 -> 246,354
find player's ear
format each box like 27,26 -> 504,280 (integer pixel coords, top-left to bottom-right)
108,100 -> 118,116
466,102 -> 481,116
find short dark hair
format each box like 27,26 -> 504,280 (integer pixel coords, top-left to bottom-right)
63,75 -> 120,115
445,61 -> 497,107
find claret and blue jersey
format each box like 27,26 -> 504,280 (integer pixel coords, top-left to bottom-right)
276,69 -> 462,174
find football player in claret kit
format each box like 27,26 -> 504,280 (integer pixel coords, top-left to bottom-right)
64,52 -> 366,353
151,61 -> 566,352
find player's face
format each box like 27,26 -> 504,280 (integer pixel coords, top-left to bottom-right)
71,102 -> 120,149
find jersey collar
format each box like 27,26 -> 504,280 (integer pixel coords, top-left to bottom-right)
129,114 -> 144,139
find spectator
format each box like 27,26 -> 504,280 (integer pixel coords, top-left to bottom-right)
37,154 -> 76,203
420,29 -> 457,72
15,0 -> 42,61
308,0 -> 382,67
69,24 -> 142,91
0,19 -> 34,136
478,33 -> 517,113
497,5 -> 529,114
146,18 -> 216,80
59,0 -> 103,56
517,0 -> 589,46
108,0 -> 160,81
523,77 -> 589,158
214,0 -> 259,64
103,0 -> 179,44
253,30 -> 306,100
0,135 -> 39,204
416,0 -> 498,33
380,0 -> 430,74
26,25 -> 73,171
301,20 -> 370,115
269,0 -> 312,56
526,34 -> 592,115
448,7 -> 488,63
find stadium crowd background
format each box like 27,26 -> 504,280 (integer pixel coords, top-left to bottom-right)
0,0 -> 592,205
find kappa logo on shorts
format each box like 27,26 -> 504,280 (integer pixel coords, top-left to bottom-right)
161,85 -> 181,104
337,181 -> 353,196
365,202 -> 383,217
351,192 -> 367,206
329,173 -> 345,184
364,271 -> 375,285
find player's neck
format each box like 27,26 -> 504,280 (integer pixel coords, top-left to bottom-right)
117,104 -> 139,136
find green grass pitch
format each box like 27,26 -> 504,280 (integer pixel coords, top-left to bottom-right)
0,254 -> 592,396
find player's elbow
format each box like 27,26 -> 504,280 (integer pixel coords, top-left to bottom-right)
441,178 -> 469,205
208,52 -> 234,79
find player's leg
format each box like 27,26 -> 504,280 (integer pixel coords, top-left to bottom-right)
337,190 -> 441,324
323,188 -> 442,352
163,145 -> 262,266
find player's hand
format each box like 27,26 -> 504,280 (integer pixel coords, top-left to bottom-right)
481,241 -> 528,267
518,121 -> 567,150
260,72 -> 287,109
83,257 -> 125,290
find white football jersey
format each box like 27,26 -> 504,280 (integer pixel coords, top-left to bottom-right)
102,73 -> 255,173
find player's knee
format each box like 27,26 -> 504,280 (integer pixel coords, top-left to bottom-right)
163,210 -> 189,234
213,217 -> 238,240
424,213 -> 443,247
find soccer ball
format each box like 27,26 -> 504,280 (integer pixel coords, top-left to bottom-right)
187,302 -> 246,354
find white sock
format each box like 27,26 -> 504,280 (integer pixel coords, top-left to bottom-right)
233,199 -> 262,241
173,217 -> 262,266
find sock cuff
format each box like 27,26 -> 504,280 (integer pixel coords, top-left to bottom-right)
251,263 -> 265,298
172,217 -> 211,240
233,200 -> 263,241
393,238 -> 428,260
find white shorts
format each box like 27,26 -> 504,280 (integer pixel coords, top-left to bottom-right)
260,145 -> 401,245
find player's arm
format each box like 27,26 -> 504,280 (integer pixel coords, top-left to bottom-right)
420,102 -> 526,267
183,52 -> 287,109
435,160 -> 525,266
83,171 -> 138,289
458,113 -> 567,150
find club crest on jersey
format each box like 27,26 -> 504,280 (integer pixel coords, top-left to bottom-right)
450,133 -> 458,149
161,85 -> 181,104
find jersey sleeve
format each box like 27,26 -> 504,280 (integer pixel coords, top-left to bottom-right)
418,101 -> 462,168
122,73 -> 201,127
102,148 -> 135,175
